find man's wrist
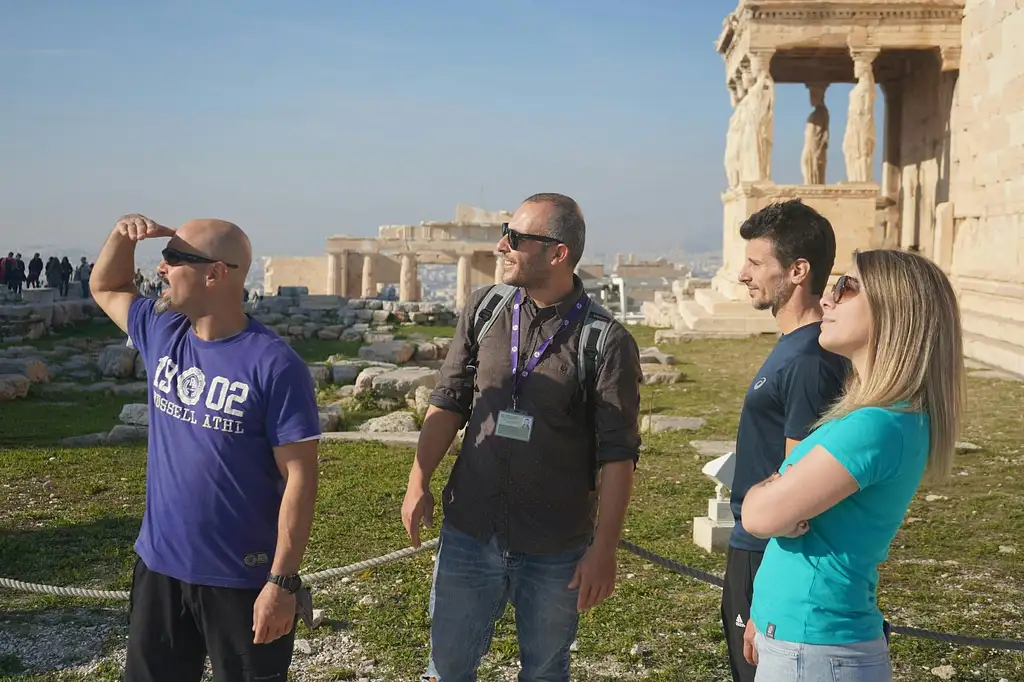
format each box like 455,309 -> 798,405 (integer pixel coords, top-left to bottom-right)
590,531 -> 620,554
266,572 -> 302,594
408,468 -> 432,491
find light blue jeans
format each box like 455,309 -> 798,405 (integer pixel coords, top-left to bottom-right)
754,631 -> 893,682
424,522 -> 587,682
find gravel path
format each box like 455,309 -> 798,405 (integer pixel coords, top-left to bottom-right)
0,607 -> 387,682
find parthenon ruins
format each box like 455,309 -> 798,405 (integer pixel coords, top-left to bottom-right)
654,0 -> 1024,376
264,205 -> 511,309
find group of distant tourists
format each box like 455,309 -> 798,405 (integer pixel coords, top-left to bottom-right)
87,193 -> 962,682
0,251 -> 93,297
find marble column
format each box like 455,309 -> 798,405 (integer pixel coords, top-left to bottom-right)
456,254 -> 472,311
724,79 -> 742,188
843,48 -> 880,182
800,83 -> 829,185
326,252 -> 341,295
880,81 -> 903,248
361,254 -> 375,299
493,252 -> 505,284
740,50 -> 775,182
399,253 -> 418,302
338,250 -> 349,297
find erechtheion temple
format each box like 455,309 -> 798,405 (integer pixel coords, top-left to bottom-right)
264,205 -> 512,310
648,0 -> 1022,376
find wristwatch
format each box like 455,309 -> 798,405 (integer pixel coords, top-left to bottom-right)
266,572 -> 302,594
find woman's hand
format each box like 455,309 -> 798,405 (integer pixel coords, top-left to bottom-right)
743,618 -> 758,666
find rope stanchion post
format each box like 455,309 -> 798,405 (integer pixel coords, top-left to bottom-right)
3,537 -> 1023,652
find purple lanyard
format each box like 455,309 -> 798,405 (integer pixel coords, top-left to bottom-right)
509,289 -> 589,407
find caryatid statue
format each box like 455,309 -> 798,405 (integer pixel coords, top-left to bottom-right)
742,53 -> 774,182
724,79 -> 743,187
801,83 -> 830,185
843,51 -> 878,182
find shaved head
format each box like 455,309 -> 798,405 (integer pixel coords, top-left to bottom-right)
174,219 -> 252,281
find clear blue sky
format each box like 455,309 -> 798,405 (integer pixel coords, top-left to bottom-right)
0,0 -> 871,262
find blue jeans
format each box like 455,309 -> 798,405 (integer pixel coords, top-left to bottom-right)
424,523 -> 587,682
754,631 -> 892,682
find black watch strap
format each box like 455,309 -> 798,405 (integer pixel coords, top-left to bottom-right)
267,572 -> 302,593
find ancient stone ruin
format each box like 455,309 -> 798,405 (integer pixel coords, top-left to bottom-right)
644,0 -> 1024,377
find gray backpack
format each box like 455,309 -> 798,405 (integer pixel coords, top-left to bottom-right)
466,284 -> 615,488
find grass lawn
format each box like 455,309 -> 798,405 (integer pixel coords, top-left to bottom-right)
0,325 -> 1021,681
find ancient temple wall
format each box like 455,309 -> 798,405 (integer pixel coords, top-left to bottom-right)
949,0 -> 1024,374
895,53 -> 957,260
263,257 -> 329,295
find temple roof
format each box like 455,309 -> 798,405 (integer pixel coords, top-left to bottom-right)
717,0 -> 964,84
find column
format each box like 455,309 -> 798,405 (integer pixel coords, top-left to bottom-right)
361,254 -> 375,299
800,83 -> 829,185
618,279 -> 627,322
456,254 -> 472,311
724,79 -> 741,187
338,250 -> 349,296
326,252 -> 341,295
880,80 -> 903,247
494,252 -> 505,284
399,253 -> 418,302
743,50 -> 775,182
843,47 -> 880,182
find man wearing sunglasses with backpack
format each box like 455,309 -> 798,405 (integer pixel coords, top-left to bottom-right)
402,193 -> 643,682
90,214 -> 321,682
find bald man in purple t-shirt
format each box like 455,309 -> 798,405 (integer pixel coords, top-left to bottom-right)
91,214 -> 322,682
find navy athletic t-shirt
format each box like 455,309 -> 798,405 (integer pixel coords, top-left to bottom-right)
729,322 -> 849,552
128,296 -> 321,588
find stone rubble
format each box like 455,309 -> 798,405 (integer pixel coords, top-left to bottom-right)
0,333 -> 148,403
0,296 -> 105,343
249,288 -> 457,343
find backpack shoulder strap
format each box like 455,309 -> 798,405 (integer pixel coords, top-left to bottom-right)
577,299 -> 615,395
577,298 -> 615,491
472,283 -> 518,345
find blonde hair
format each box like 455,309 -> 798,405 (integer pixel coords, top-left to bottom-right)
815,249 -> 965,484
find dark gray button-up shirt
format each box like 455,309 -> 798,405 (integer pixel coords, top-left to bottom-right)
429,275 -> 642,554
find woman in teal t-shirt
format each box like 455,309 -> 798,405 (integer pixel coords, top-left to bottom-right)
739,249 -> 965,681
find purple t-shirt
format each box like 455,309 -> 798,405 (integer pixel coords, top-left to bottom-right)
128,296 -> 321,588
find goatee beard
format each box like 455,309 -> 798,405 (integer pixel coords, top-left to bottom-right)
154,296 -> 172,315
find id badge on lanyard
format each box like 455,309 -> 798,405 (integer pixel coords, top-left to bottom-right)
495,289 -> 588,443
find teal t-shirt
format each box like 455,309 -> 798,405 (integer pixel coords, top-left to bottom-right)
750,406 -> 930,645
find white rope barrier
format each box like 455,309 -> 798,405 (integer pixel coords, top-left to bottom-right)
0,538 -> 439,601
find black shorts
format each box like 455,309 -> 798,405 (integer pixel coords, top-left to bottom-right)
721,546 -> 763,682
124,558 -> 296,682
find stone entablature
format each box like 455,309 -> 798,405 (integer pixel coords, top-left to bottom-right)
718,1 -> 965,83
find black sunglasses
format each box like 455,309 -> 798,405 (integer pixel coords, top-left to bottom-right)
501,223 -> 563,251
162,247 -> 238,269
830,274 -> 860,304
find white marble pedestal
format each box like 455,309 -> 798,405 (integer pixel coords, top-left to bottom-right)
693,487 -> 735,553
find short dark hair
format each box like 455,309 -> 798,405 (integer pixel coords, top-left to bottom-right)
522,193 -> 586,268
739,199 -> 836,295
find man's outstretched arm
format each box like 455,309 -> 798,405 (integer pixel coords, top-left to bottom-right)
91,214 -> 173,333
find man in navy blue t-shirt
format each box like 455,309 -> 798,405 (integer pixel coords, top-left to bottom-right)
91,214 -> 322,682
721,200 -> 849,682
